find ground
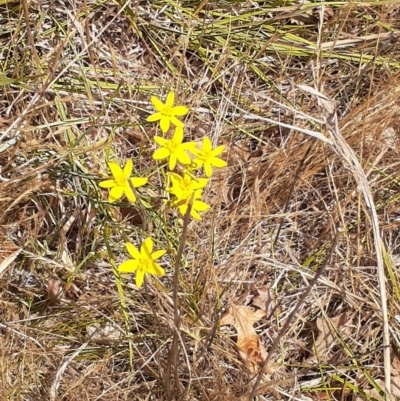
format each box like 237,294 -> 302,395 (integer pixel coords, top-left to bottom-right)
1,1 -> 400,400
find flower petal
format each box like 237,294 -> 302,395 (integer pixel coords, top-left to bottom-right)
169,172 -> 181,184
168,174 -> 184,192
118,259 -> 138,273
194,200 -> 210,212
108,162 -> 124,180
211,145 -> 225,156
170,116 -> 184,128
204,162 -> 213,177
150,96 -> 165,112
136,269 -> 145,287
142,261 -> 159,275
202,137 -> 212,152
171,105 -> 189,116
211,157 -> 227,168
126,242 -> 141,259
193,189 -> 203,198
172,126 -> 184,144
99,179 -> 116,188
178,203 -> 188,216
166,91 -> 175,108
169,184 -> 184,198
131,177 -> 148,188
109,186 -> 124,202
194,177 -> 209,189
151,249 -> 166,260
154,136 -> 169,147
147,112 -> 162,122
176,151 -> 192,165
181,141 -> 198,150
142,237 -> 154,256
160,116 -> 170,133
169,154 -> 178,170
153,147 -> 170,160
192,158 -> 204,168
152,262 -> 165,276
124,185 -> 136,203
190,209 -> 202,220
123,159 -> 133,177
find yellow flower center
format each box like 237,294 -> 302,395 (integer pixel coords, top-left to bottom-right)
165,140 -> 180,153
197,150 -> 209,162
162,106 -> 172,116
115,174 -> 127,186
141,257 -> 154,272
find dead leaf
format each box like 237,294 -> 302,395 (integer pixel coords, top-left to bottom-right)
220,302 -> 268,373
253,286 -> 275,316
308,312 -> 352,363
86,323 -> 122,345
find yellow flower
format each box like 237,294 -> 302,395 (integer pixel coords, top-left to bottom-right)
167,172 -> 210,220
118,238 -> 166,288
192,137 -> 227,177
153,126 -> 197,170
173,189 -> 210,221
147,91 -> 189,133
167,171 -> 208,199
99,160 -> 148,203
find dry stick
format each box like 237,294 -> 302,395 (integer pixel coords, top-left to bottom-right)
326,114 -> 391,400
273,140 -> 315,247
248,231 -> 339,400
166,195 -> 194,401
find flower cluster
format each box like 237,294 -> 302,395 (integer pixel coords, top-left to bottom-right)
148,91 -> 227,220
97,90 -> 226,287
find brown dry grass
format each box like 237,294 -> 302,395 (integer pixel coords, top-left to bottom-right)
2,0 -> 400,400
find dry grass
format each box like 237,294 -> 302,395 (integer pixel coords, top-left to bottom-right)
2,0 -> 400,400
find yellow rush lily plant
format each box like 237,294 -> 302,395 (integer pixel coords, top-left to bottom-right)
98,90 -> 226,287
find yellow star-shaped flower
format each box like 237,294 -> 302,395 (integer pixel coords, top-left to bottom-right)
153,126 -> 197,170
99,160 -> 148,203
167,171 -> 208,200
192,137 -> 227,177
172,189 -> 210,221
146,91 -> 189,133
167,172 -> 210,220
118,238 -> 166,287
